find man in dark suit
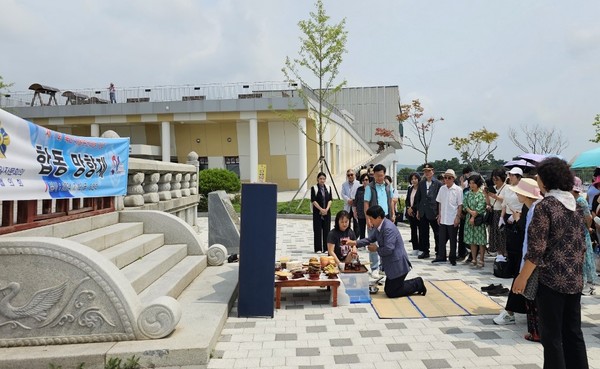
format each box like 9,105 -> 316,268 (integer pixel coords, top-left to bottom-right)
414,163 -> 442,259
347,205 -> 426,298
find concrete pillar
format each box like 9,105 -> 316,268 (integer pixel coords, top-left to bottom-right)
161,121 -> 170,162
249,118 -> 258,183
90,123 -> 100,137
298,118 -> 307,192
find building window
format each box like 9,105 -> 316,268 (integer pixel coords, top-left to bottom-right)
199,157 -> 208,171
225,156 -> 240,177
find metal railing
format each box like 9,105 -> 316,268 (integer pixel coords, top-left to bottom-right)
0,81 -> 304,108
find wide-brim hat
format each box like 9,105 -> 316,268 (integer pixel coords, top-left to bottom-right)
443,169 -> 456,178
509,178 -> 541,199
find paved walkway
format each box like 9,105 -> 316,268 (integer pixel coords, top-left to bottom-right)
198,217 -> 600,369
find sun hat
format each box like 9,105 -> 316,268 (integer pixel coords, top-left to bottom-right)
508,178 -> 541,199
573,176 -> 583,193
506,167 -> 523,176
443,169 -> 456,178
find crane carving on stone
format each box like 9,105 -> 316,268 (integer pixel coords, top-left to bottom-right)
0,281 -> 67,322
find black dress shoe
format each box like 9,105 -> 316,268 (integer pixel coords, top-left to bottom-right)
450,260 -> 456,266
417,253 -> 430,259
431,258 -> 447,263
481,283 -> 503,292
487,287 -> 509,296
416,277 -> 427,296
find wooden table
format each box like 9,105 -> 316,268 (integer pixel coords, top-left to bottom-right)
274,277 -> 340,309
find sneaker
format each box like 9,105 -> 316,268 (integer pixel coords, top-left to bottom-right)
493,310 -> 515,325
370,270 -> 380,279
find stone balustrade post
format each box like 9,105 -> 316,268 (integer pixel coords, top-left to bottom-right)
190,173 -> 198,195
170,173 -> 182,198
124,172 -> 145,207
143,172 -> 160,203
181,173 -> 191,197
158,173 -> 172,201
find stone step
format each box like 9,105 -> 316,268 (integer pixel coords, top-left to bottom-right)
139,255 -> 208,304
99,233 -> 165,269
0,264 -> 239,369
67,222 -> 144,252
108,264 -> 239,368
122,244 -> 188,293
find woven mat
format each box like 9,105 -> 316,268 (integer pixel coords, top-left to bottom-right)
370,279 -> 502,319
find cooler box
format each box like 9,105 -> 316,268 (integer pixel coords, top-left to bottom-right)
340,266 -> 370,303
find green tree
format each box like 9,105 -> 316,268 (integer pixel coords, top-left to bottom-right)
282,0 -> 347,171
375,99 -> 444,163
591,114 -> 600,143
449,127 -> 499,171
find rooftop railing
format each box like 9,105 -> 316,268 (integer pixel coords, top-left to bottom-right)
0,81 -> 302,108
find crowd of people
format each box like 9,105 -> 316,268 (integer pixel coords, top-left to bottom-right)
310,158 -> 597,369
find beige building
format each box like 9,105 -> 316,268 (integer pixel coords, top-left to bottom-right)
3,82 -> 383,191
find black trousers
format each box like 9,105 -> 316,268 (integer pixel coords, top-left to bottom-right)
312,214 -> 331,253
408,215 -> 420,250
537,283 -> 589,369
384,273 -> 421,298
505,276 -> 527,314
438,224 -> 458,261
357,218 -> 366,239
418,216 -> 439,255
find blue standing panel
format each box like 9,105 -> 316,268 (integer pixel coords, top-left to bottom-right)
238,183 -> 277,317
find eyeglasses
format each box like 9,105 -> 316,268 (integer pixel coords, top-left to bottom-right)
347,173 -> 354,177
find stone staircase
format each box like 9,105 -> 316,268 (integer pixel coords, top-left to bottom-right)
0,211 -> 238,369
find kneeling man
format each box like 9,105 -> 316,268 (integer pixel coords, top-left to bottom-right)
347,205 -> 427,298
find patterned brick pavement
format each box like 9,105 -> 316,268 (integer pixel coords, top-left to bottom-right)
199,218 -> 600,369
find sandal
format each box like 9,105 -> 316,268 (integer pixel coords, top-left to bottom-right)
524,333 -> 540,342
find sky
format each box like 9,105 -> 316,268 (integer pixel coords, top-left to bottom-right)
2,0 -> 600,166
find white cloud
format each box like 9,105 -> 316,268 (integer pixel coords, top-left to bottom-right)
2,0 -> 600,165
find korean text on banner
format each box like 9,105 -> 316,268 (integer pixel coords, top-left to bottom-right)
0,108 -> 129,200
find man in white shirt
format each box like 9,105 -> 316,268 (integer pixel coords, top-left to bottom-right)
341,169 -> 360,232
433,169 -> 463,265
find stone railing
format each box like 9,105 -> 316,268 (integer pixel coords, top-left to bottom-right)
123,152 -> 199,228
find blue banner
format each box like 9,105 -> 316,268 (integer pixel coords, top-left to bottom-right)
0,108 -> 129,200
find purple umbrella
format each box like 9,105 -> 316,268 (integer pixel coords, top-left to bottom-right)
516,153 -> 563,164
504,159 -> 535,169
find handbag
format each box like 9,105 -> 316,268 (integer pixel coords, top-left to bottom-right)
493,258 -> 512,279
522,268 -> 539,300
474,213 -> 485,226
